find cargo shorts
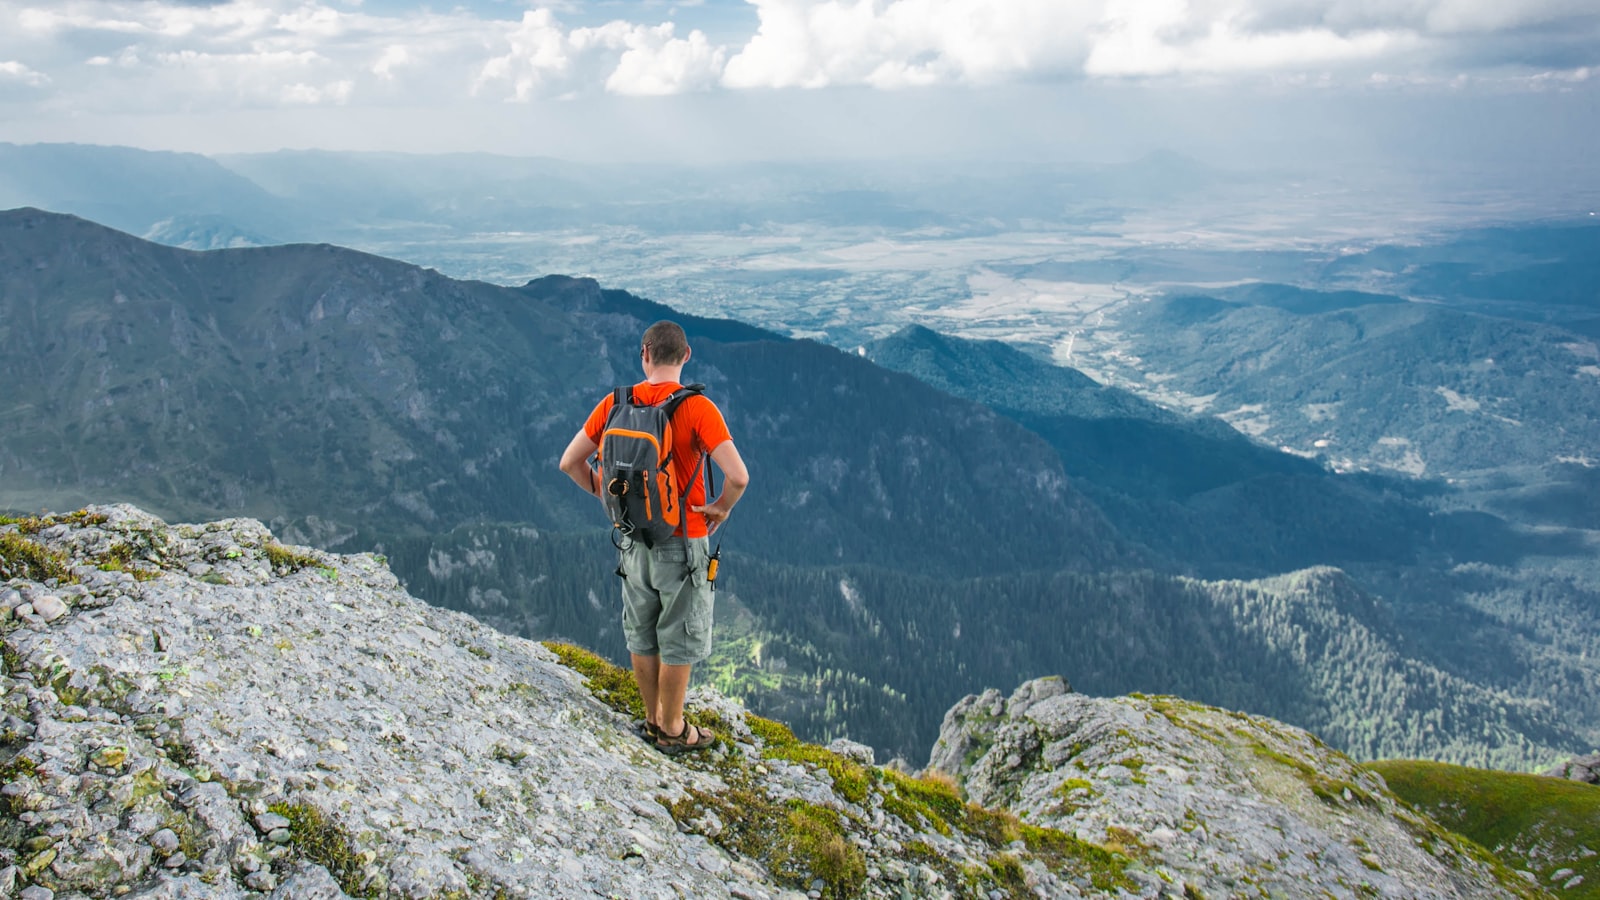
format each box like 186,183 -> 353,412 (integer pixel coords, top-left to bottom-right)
620,535 -> 714,666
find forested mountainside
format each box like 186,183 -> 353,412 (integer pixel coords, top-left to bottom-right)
2,207 -> 1596,770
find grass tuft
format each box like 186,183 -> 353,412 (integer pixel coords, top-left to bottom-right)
541,641 -> 645,720
745,713 -> 873,805
268,801 -> 381,899
264,542 -> 322,574
0,532 -> 78,584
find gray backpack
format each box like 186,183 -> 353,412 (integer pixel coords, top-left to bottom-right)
597,384 -> 709,547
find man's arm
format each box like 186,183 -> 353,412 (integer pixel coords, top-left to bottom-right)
692,441 -> 749,534
558,430 -> 601,497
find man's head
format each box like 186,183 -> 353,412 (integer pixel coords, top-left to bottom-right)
642,321 -> 690,367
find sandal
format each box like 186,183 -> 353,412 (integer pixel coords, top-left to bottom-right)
633,720 -> 662,744
655,722 -> 716,755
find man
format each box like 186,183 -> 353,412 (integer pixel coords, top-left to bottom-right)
558,321 -> 749,753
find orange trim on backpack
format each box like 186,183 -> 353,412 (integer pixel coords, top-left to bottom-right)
602,428 -> 664,460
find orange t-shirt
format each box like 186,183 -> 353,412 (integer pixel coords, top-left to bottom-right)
584,381 -> 732,539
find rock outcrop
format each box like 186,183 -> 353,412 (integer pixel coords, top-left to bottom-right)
0,505 -> 1543,899
929,678 -> 1541,898
1546,754 -> 1600,785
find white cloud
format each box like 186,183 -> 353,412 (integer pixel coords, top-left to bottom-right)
281,78 -> 352,105
371,44 -> 409,80
472,10 -> 725,100
580,22 -> 725,96
0,59 -> 50,86
1085,0 -> 1414,77
723,0 -> 1098,90
474,8 -> 573,101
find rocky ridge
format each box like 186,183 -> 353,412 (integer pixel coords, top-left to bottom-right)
930,681 -> 1543,899
0,506 -> 1544,899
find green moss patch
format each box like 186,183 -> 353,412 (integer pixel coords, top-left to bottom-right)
1369,759 -> 1598,899
269,801 -> 381,899
666,785 -> 867,899
263,542 -> 322,574
746,714 -> 871,804
541,641 -> 645,720
0,532 -> 77,584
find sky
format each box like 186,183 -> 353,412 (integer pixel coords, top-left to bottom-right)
0,0 -> 1597,170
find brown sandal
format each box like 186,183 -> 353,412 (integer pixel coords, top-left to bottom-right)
655,722 -> 716,755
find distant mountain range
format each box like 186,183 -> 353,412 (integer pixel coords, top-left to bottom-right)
2,206 -> 1595,768
0,142 -> 1236,247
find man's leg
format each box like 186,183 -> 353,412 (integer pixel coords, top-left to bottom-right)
656,663 -> 692,736
631,653 -> 662,728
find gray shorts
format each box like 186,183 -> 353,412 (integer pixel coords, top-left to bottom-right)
620,536 -> 714,666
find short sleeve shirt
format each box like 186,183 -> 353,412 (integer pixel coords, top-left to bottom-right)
584,381 -> 732,539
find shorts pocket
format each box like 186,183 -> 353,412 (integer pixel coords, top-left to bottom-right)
684,600 -> 713,641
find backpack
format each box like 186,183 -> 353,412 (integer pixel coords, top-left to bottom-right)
597,383 -> 710,548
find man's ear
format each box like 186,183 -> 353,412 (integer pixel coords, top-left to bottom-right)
682,346 -> 691,364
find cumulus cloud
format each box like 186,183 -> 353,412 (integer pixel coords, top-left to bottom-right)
471,10 -> 724,100
582,22 -> 725,96
723,0 -> 1097,89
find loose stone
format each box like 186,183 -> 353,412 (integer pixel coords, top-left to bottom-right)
149,828 -> 179,853
253,812 -> 291,833
31,595 -> 66,622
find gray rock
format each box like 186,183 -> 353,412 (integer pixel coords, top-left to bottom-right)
253,812 -> 291,833
825,738 -> 875,766
19,887 -> 55,900
149,828 -> 180,853
1545,752 -> 1600,784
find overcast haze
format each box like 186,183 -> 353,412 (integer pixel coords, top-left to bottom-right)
0,0 -> 1597,177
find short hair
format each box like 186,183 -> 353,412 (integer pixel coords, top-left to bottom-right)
642,320 -> 690,365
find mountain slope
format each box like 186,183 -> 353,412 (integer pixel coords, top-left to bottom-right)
1116,289 -> 1600,478
0,143 -> 298,241
1370,760 -> 1600,899
864,324 -> 1547,578
0,206 -> 1126,578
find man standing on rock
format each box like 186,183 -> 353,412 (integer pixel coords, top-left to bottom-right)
559,321 -> 749,754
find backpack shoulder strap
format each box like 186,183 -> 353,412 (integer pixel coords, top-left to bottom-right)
659,383 -> 706,418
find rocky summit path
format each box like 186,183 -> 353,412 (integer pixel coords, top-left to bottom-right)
0,506 -> 1541,899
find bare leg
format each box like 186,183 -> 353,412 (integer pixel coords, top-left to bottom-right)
631,653 -> 661,727
656,663 -> 693,736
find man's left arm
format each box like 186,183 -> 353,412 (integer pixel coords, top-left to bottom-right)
692,441 -> 748,534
